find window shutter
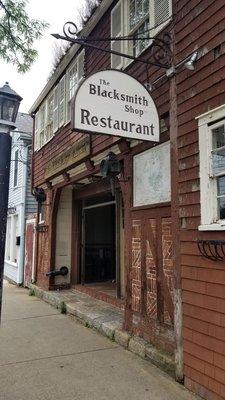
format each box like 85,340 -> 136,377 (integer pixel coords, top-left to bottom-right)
111,1 -> 123,69
34,111 -> 40,151
78,51 -> 85,82
53,85 -> 59,133
59,76 -> 65,127
152,0 -> 171,28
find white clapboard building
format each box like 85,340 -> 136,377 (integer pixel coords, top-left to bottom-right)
4,112 -> 37,285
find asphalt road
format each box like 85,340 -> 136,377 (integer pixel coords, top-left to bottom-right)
0,281 -> 198,400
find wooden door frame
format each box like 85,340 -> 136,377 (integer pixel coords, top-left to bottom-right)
71,191 -> 82,285
71,183 -> 122,297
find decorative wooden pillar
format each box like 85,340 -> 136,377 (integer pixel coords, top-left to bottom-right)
120,152 -> 133,331
49,187 -> 62,289
169,30 -> 183,381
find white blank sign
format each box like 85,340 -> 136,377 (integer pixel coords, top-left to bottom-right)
133,141 -> 171,207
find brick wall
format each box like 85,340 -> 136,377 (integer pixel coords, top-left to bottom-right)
129,209 -> 174,355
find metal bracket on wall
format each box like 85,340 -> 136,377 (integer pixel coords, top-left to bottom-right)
197,240 -> 225,261
52,21 -> 172,70
36,225 -> 48,233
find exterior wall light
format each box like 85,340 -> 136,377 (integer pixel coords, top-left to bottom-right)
0,82 -> 22,132
184,51 -> 198,71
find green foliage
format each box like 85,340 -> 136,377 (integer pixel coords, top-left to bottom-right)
28,288 -> 35,296
0,0 -> 49,72
59,301 -> 67,314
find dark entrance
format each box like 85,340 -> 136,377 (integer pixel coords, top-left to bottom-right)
81,194 -> 116,284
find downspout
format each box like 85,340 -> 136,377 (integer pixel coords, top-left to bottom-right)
18,144 -> 29,285
30,113 -> 38,284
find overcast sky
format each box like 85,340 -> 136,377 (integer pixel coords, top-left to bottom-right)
0,0 -> 85,113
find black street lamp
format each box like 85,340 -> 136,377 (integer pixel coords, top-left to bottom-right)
0,82 -> 22,322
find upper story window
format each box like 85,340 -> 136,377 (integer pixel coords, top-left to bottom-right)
13,149 -> 19,188
34,50 -> 85,151
129,0 -> 149,56
111,0 -> 172,69
198,105 -> 225,230
66,51 -> 85,122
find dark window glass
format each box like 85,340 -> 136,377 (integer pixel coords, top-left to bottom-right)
218,196 -> 225,220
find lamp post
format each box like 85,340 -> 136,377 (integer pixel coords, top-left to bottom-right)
0,82 -> 22,322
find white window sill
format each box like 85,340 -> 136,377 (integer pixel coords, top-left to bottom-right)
198,224 -> 225,231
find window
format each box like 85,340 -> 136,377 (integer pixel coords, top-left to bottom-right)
129,0 -> 149,56
5,214 -> 18,264
198,105 -> 225,230
66,50 -> 85,122
211,124 -> 225,220
45,93 -> 54,142
111,0 -> 172,68
58,76 -> 66,127
34,50 -> 85,151
13,149 -> 19,187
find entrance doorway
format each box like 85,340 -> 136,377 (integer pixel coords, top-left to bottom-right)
81,194 -> 116,288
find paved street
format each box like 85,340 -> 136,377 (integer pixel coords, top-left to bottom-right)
0,282 -> 198,400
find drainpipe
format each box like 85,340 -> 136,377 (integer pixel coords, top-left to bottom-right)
18,144 -> 29,285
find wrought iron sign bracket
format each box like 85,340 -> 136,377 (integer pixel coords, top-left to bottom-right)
52,21 -> 172,70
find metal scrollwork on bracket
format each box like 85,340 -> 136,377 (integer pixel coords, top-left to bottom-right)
197,240 -> 225,262
151,33 -> 172,69
63,21 -> 79,40
52,21 -> 173,70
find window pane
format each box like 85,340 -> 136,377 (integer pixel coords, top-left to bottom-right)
129,0 -> 149,31
132,19 -> 149,56
218,196 -> 225,219
212,147 -> 225,174
217,176 -> 225,195
212,125 -> 225,149
211,126 -> 225,174
130,0 -> 136,29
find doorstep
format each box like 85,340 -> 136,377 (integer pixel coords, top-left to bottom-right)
29,284 -> 175,377
74,284 -> 124,310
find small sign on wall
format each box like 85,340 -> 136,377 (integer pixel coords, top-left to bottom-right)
72,70 -> 160,142
133,141 -> 171,207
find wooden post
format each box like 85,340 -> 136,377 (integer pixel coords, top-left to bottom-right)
49,187 -> 62,289
170,31 -> 184,382
120,153 -> 133,331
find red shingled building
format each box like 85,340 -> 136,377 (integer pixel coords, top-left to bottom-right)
30,1 -> 225,399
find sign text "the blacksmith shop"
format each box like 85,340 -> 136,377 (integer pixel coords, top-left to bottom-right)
72,70 -> 159,142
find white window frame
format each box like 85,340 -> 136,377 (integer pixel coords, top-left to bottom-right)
111,0 -> 172,69
5,214 -> 18,265
34,110 -> 40,152
13,149 -> 19,188
45,92 -> 54,143
66,50 -> 85,124
197,104 -> 225,231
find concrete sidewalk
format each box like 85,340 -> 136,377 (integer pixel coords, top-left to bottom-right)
0,281 -> 199,400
